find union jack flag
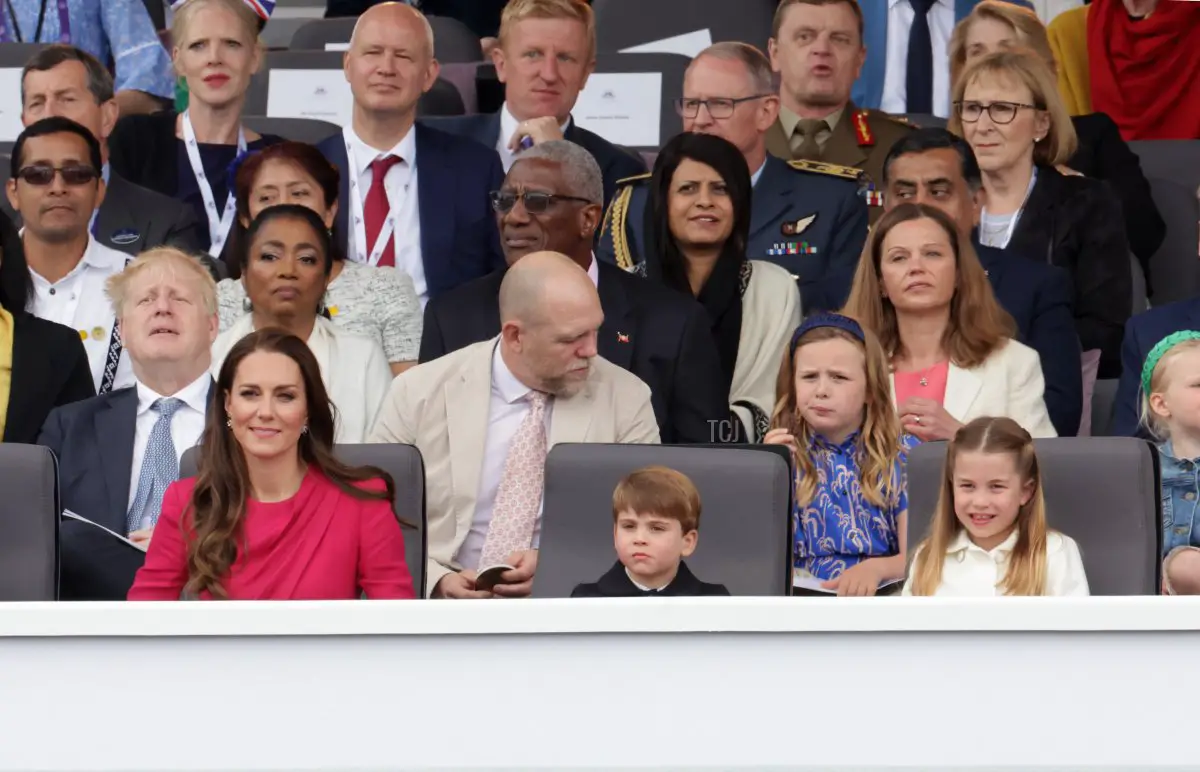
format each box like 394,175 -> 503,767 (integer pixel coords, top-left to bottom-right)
172,0 -> 275,20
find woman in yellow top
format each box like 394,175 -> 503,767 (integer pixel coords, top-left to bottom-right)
0,211 -> 94,444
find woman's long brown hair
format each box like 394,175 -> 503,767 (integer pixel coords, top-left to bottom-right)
183,329 -> 397,598
769,324 -> 903,510
841,202 -> 1015,370
908,416 -> 1049,596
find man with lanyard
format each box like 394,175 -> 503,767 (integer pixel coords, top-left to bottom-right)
0,0 -> 175,115
5,117 -> 134,394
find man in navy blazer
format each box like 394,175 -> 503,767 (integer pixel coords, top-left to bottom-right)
37,248 -> 218,600
422,0 -> 644,210
1112,301 -> 1200,438
316,3 -> 504,303
881,129 -> 1083,436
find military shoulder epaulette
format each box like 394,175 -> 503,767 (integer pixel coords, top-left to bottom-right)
615,172 -> 652,186
787,159 -> 865,182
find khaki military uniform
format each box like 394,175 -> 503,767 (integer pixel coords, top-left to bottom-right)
766,102 -> 914,220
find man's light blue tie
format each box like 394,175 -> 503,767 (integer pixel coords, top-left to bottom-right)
126,398 -> 184,534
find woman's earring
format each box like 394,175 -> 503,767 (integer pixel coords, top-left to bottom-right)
242,296 -> 252,313
301,425 -> 309,435
226,418 -> 232,429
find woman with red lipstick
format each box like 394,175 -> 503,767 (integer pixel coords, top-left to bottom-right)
129,328 -> 416,601
949,50 -> 1131,379
109,0 -> 283,269
640,132 -> 800,443
842,203 -> 1056,441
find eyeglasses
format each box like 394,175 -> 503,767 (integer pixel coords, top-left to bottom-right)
489,190 -> 593,214
674,95 -> 771,119
954,100 -> 1039,125
16,163 -> 99,186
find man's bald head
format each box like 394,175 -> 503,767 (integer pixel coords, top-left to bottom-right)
350,2 -> 436,61
499,250 -> 597,325
498,251 -> 603,397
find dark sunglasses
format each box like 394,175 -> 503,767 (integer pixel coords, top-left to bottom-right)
16,163 -> 100,186
489,190 -> 593,214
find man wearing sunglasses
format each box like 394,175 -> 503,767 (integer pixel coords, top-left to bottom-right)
419,140 -> 728,445
598,42 -> 869,313
5,116 -> 135,394
17,45 -> 205,265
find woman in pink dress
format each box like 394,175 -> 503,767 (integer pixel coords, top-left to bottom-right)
129,328 -> 415,600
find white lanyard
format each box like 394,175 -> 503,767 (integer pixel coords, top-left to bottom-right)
182,110 -> 246,258
980,166 -> 1038,249
344,127 -> 408,267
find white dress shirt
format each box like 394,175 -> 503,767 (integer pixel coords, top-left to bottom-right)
750,160 -> 766,188
496,102 -> 572,172
343,125 -> 427,305
127,373 -> 211,526
879,0 -> 955,118
456,342 -> 553,572
902,529 -> 1091,596
585,252 -> 599,287
211,315 -> 392,443
27,235 -> 134,392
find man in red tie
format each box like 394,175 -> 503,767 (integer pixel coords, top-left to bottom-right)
316,2 -> 505,305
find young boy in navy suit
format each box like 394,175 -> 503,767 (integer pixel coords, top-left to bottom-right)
571,466 -> 730,597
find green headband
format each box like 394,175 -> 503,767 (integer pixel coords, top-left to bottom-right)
1142,331 -> 1200,396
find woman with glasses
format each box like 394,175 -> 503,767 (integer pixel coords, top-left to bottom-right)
217,142 -> 422,376
642,132 -> 800,443
948,0 -> 1164,290
211,205 -> 392,443
950,50 -> 1131,379
108,0 -> 283,270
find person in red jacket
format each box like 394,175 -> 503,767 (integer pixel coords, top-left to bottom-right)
129,328 -> 415,601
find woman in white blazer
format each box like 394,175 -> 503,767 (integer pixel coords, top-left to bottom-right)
637,132 -> 801,442
842,203 -> 1055,439
211,205 -> 392,443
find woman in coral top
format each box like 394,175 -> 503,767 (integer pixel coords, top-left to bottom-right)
129,328 -> 415,600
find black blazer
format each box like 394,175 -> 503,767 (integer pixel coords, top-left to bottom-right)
1068,112 -> 1165,280
570,560 -> 730,597
316,123 -> 506,299
424,112 -> 647,208
95,170 -> 205,258
419,260 -> 729,444
2,311 -> 94,444
976,241 -> 1082,436
1007,164 -> 1132,378
37,387 -> 145,600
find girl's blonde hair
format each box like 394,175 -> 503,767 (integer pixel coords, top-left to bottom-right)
769,322 -> 903,510
841,202 -> 1015,370
1139,338 -> 1200,440
948,1 -> 1056,87
949,49 -> 1077,167
908,416 -> 1049,596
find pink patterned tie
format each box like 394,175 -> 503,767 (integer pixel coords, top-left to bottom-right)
479,391 -> 550,568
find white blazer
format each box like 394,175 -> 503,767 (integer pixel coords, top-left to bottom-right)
731,260 -> 802,441
891,338 -> 1057,438
211,315 -> 393,443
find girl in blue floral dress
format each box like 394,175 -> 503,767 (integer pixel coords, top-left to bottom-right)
765,313 -> 915,596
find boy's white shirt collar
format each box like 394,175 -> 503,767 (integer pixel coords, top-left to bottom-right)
625,566 -> 671,592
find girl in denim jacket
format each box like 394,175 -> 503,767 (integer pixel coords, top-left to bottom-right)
1141,331 -> 1200,594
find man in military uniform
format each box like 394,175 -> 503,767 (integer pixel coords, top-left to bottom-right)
766,0 -> 914,219
598,42 -> 869,313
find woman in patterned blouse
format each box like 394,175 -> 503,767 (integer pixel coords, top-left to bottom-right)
764,313 -> 913,597
217,141 -> 422,375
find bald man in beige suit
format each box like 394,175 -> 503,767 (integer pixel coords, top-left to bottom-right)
370,252 -> 661,598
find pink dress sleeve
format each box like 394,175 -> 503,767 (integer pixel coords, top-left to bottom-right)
357,493 -> 416,600
127,481 -> 191,601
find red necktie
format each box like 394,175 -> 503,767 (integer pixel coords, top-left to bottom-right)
363,155 -> 402,267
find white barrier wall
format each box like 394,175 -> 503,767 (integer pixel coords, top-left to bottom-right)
0,597 -> 1197,770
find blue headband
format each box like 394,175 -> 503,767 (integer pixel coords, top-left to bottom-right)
788,312 -> 865,356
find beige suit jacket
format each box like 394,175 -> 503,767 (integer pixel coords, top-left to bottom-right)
369,337 -> 661,595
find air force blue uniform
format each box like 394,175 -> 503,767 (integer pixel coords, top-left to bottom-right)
596,155 -> 869,313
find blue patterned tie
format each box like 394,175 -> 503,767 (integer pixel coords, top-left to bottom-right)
126,398 -> 185,534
